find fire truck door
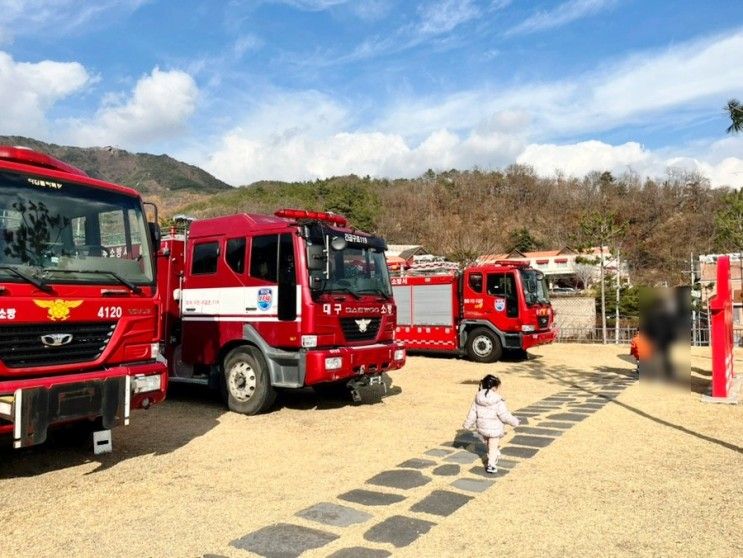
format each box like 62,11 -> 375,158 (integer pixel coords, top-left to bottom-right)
485,272 -> 521,331
277,233 -> 297,321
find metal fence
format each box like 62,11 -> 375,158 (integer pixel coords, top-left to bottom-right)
690,327 -> 743,348
556,325 -> 743,347
556,326 -> 637,344
550,294 -> 743,346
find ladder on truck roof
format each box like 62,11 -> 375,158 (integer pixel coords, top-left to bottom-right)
390,258 -> 461,277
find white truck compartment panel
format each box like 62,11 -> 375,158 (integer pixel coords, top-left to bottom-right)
412,284 -> 453,326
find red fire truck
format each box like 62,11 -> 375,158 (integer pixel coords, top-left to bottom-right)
158,209 -> 406,414
0,146 -> 167,449
392,260 -> 556,362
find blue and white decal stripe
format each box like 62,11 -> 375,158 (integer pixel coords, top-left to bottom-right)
179,286 -> 302,318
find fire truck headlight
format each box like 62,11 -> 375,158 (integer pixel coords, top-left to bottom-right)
325,357 -> 343,371
394,349 -> 405,361
301,335 -> 318,348
521,325 -> 536,332
132,374 -> 162,394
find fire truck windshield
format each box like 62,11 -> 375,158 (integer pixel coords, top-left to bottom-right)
0,170 -> 154,286
323,245 -> 393,299
519,268 -> 550,305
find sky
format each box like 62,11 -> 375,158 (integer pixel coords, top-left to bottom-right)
1,0 -> 743,187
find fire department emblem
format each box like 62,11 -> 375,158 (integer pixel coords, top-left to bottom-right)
355,318 -> 371,332
41,333 -> 73,347
494,298 -> 506,312
33,299 -> 83,321
257,288 -> 273,311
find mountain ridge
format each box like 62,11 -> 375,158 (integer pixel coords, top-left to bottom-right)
0,136 -> 232,214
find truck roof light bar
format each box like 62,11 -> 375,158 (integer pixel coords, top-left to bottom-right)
0,146 -> 88,177
493,260 -> 531,268
275,208 -> 348,227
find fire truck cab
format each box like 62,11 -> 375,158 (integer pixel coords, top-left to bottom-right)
159,209 -> 406,414
392,260 -> 556,362
0,146 -> 167,449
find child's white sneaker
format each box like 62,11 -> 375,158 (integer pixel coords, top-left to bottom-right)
486,464 -> 497,474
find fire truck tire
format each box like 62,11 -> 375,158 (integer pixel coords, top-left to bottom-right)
466,328 -> 503,363
222,346 -> 277,415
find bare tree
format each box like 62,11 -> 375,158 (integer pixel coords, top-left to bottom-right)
573,263 -> 596,290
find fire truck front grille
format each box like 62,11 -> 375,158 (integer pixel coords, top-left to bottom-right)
0,322 -> 116,368
340,318 -> 381,342
538,316 -> 549,329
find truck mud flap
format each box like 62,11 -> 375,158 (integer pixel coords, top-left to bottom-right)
1,376 -> 130,449
503,333 -> 522,349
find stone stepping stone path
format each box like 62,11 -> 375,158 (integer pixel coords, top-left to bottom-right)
468,465 -> 511,478
296,502 -> 372,527
210,374 -> 636,557
424,448 -> 454,457
230,523 -> 338,557
432,464 -> 460,476
443,450 -> 480,464
546,412 -> 590,422
410,490 -> 473,517
363,515 -> 436,547
339,489 -> 406,507
328,548 -> 391,558
397,458 -> 436,469
501,445 -> 540,458
540,421 -> 574,429
516,426 -> 564,437
509,435 -> 554,448
450,477 -> 495,492
367,470 -> 431,490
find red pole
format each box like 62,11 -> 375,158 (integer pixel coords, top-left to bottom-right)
710,256 -> 735,398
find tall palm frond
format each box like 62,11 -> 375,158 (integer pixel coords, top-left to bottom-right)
726,98 -> 743,134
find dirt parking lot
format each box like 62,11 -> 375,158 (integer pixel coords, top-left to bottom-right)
1,344 -> 741,558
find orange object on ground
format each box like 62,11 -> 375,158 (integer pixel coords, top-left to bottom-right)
630,332 -> 653,361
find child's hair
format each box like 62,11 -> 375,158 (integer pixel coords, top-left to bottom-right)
479,374 -> 501,395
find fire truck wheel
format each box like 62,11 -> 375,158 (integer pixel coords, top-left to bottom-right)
222,346 -> 277,415
466,328 -> 503,363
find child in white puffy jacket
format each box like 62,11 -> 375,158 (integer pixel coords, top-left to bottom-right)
463,374 -> 520,474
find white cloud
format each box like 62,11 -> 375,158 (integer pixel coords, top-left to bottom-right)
198,26 -> 743,187
0,51 -> 91,137
199,91 -> 527,185
506,0 -> 618,36
379,29 -> 743,140
0,0 -> 147,43
349,0 -> 392,21
67,68 -> 198,147
517,140 -> 743,188
203,125 -> 526,185
268,0 -> 350,11
417,0 -> 480,36
285,0 -> 482,68
518,140 -> 656,177
198,80 -> 743,187
233,34 -> 264,58
704,158 -> 743,187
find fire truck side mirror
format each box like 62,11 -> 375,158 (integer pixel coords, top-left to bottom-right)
307,244 -> 327,272
148,222 -> 161,246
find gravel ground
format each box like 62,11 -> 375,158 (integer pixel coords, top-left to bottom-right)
1,344 -> 741,558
